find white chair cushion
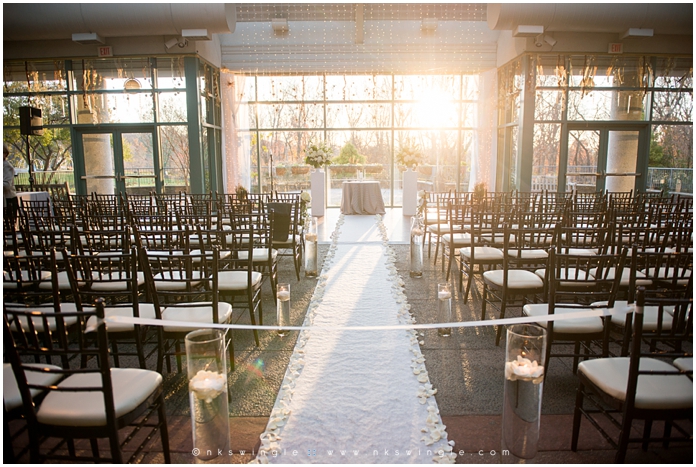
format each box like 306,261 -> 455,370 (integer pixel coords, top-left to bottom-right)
161,302 -> 233,332
189,249 -> 232,261
5,303 -> 80,332
85,303 -> 157,333
426,223 -> 450,234
440,233 -> 471,246
273,235 -> 302,248
673,357 -> 692,373
535,268 -> 594,287
578,357 -> 692,410
506,249 -> 548,260
36,368 -> 162,426
238,248 -> 278,262
460,247 -> 504,261
89,271 -> 146,292
523,303 -> 604,333
3,270 -> 52,288
38,270 -> 100,291
483,269 -> 544,289
592,300 -> 674,331
153,271 -> 203,291
217,270 -> 263,291
588,267 -> 651,287
144,250 -> 184,256
564,248 -> 598,256
4,363 -> 63,412
642,267 -> 692,286
480,233 -> 514,245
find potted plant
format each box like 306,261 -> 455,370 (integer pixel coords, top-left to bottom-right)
291,165 -> 310,175
275,165 -> 288,176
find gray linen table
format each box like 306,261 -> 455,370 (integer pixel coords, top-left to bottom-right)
340,181 -> 386,215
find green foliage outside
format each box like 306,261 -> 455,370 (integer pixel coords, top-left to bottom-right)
333,141 -> 366,164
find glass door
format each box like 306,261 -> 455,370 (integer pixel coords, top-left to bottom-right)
75,126 -> 159,195
562,124 -> 649,193
565,129 -> 602,193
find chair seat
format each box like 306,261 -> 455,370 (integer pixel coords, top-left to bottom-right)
523,303 -> 604,333
588,267 -> 651,287
189,249 -> 232,261
36,368 -> 162,426
5,303 -> 80,331
461,247 -> 504,261
153,271 -> 203,291
85,303 -> 157,333
480,233 -> 514,245
483,269 -> 544,289
643,267 -> 692,285
592,300 -> 675,331
217,270 -> 263,291
673,357 -> 692,373
273,234 -> 301,247
4,363 -> 63,412
534,268 -> 594,287
3,270 -> 52,288
578,357 -> 692,410
161,302 -> 233,332
506,249 -> 548,259
441,233 -> 472,246
238,248 -> 278,263
39,270 -> 99,291
564,248 -> 599,256
426,223 -> 449,234
89,272 -> 146,292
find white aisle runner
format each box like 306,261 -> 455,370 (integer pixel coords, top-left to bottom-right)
254,215 -> 455,464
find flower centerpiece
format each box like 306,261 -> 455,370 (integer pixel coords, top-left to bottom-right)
300,191 -> 311,227
396,144 -> 424,170
304,142 -> 333,169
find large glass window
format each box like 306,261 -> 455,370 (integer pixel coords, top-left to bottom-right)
504,54 -> 693,193
243,74 -> 479,206
3,57 -> 222,195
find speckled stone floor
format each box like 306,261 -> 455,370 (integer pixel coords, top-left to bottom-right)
7,210 -> 692,464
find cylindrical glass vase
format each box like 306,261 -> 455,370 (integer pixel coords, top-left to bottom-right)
437,283 -> 452,337
186,329 -> 230,461
305,217 -> 318,277
409,216 -> 424,278
502,324 -> 547,459
277,283 -> 291,336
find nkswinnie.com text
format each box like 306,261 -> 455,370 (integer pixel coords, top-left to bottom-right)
192,447 -> 510,458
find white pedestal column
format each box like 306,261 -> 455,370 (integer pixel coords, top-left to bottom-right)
310,169 -> 325,217
402,168 -> 418,216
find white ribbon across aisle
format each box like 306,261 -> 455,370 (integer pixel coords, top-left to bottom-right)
252,214 -> 456,464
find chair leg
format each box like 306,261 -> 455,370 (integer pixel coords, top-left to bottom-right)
433,237 -> 440,264
495,299 -> 507,347
90,438 -> 100,459
571,382 -> 585,452
157,393 -> 171,464
662,421 -> 672,449
641,420 -> 653,451
481,285 -> 488,321
248,295 -> 260,347
463,266 -> 474,304
615,413 -> 634,463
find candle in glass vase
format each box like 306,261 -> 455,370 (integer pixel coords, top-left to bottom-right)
437,283 -> 452,337
277,283 -> 291,336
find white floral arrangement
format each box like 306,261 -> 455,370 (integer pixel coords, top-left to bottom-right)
300,191 -> 311,226
416,190 -> 428,218
304,142 -> 333,169
396,144 -> 425,169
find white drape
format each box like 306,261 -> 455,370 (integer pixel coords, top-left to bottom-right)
221,71 -> 250,192
470,68 -> 498,191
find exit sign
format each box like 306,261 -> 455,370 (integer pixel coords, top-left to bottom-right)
608,43 -> 623,54
98,46 -> 113,57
